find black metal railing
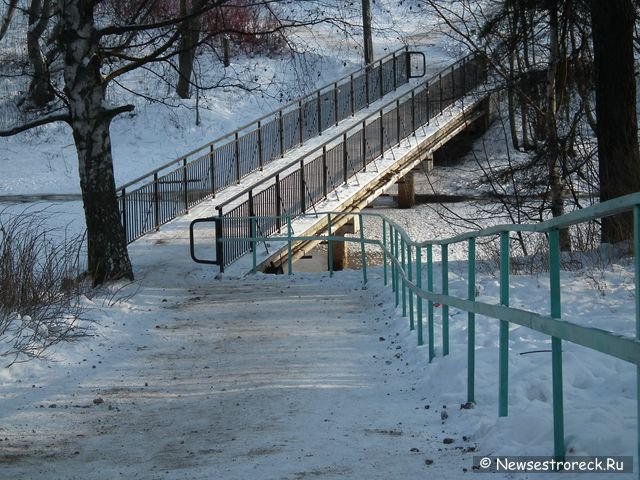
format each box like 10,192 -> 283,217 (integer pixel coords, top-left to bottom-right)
118,47 -> 419,243
210,53 -> 488,270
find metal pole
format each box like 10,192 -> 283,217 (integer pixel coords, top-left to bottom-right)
467,237 -> 476,404
328,213 -> 333,277
427,244 -> 434,362
251,217 -> 257,274
359,213 -> 367,284
153,173 -> 160,231
408,242 -> 414,330
234,133 -> 241,183
442,244 -> 449,356
416,245 -> 423,346
382,220 -> 388,286
499,231 -> 510,417
549,228 -> 565,461
287,215 -> 293,275
394,229 -> 400,307
401,237 -> 407,317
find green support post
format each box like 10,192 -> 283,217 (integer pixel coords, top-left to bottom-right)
382,220 -> 388,286
390,225 -> 396,293
394,229 -> 400,307
549,229 -> 565,461
499,231 -> 510,417
359,213 -> 368,284
427,244 -> 435,362
442,244 -> 449,356
408,243 -> 414,331
467,237 -> 476,404
416,246 -> 423,346
401,237 -> 407,317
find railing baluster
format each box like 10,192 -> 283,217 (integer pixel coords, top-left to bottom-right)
359,213 -> 367,284
416,245 -> 423,346
383,220 -> 388,287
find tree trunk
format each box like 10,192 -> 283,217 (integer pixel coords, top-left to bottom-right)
176,0 -> 204,99
361,0 -> 373,65
546,1 -> 571,250
591,0 -> 640,243
59,0 -> 133,285
26,0 -> 54,108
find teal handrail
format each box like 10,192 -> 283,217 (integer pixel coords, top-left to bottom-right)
190,191 -> 640,471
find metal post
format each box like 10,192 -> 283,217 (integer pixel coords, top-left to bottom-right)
408,242 -> 414,330
427,244 -> 434,362
378,59 -> 383,98
343,133 -> 349,183
328,213 -> 333,277
499,231 -> 510,417
334,82 -> 339,125
442,244 -> 449,356
362,120 -> 368,170
394,229 -> 400,307
416,245 -> 423,346
251,217 -> 257,274
153,173 -> 160,231
317,91 -> 322,135
275,175 -> 282,232
383,220 -> 388,286
411,90 -> 416,134
350,74 -> 355,116
300,159 -> 306,213
396,99 -> 401,145
467,237 -> 476,404
401,237 -> 407,317
393,52 -> 398,90
121,188 -> 128,243
257,120 -> 263,171
234,132 -> 241,183
183,158 -> 189,212
379,110 -> 384,159
210,145 -> 216,196
298,100 -> 304,144
322,146 -> 328,198
549,229 -> 565,461
279,110 -> 285,157
216,212 -> 224,273
359,213 -> 367,284
287,215 -> 293,275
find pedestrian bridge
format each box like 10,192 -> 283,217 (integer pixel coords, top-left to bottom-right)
118,47 -> 492,272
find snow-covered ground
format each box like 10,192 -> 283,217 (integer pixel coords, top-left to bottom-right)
0,1 -> 638,478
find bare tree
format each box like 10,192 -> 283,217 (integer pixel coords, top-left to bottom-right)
591,0 -> 640,243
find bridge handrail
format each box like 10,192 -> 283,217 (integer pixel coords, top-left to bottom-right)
190,191 -> 640,465
117,46 -> 410,191
213,52 -> 488,268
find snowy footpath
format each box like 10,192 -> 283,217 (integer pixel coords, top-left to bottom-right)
1,214 -> 638,479
1,235 -> 479,480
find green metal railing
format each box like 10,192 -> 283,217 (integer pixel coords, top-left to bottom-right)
191,192 -> 640,467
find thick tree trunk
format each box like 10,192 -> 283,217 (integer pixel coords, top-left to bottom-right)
361,0 -> 373,65
176,0 -> 204,99
59,0 -> 133,285
591,0 -> 640,243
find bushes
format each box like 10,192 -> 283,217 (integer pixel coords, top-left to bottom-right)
0,207 -> 90,366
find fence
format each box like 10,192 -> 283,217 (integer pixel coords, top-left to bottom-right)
117,47 -> 418,243
211,53 -> 487,270
190,192 -> 640,469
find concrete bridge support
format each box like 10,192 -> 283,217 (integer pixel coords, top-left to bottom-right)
397,171 -> 416,209
328,216 -> 360,271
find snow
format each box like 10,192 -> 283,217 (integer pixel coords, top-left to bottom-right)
0,1 -> 638,479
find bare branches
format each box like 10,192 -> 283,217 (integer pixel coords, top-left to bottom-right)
0,113 -> 70,136
0,0 -> 18,42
